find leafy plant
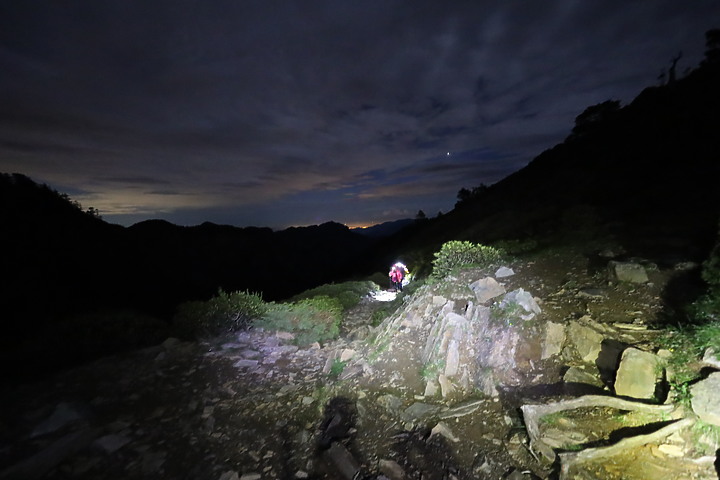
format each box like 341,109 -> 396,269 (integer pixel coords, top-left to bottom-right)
431,240 -> 504,279
255,295 -> 342,346
329,358 -> 347,378
174,289 -> 267,339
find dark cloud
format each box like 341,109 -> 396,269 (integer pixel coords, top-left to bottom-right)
1,0 -> 718,227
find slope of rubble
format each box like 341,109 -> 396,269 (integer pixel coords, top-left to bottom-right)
2,247 -> 719,480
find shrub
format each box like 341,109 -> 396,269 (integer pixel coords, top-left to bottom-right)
173,289 -> 267,339
255,295 -> 342,346
329,358 -> 347,378
291,281 -> 378,310
431,240 -> 504,279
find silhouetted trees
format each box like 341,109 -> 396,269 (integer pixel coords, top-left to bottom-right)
455,184 -> 488,207
569,100 -> 621,139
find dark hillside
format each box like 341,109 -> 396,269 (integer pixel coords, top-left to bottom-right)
0,176 -> 374,379
371,58 -> 720,270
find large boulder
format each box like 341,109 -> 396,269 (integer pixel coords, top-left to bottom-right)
691,372 -> 720,426
566,320 -> 604,363
614,348 -> 662,399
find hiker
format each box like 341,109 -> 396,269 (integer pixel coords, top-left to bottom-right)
394,262 -> 409,280
389,264 -> 404,292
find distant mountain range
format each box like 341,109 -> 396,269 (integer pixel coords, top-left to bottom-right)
351,218 -> 414,238
0,174 -> 385,340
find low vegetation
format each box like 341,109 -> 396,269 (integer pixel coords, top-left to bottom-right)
173,289 -> 267,339
660,229 -> 720,395
430,240 -> 504,279
256,296 -> 343,346
172,280 -> 382,345
289,280 -> 378,310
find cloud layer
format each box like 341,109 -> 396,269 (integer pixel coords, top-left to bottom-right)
1,1 -> 717,227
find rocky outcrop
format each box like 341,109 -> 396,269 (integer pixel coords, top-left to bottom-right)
365,267 -> 548,400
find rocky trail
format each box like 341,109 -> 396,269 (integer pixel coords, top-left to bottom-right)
2,248 -> 720,480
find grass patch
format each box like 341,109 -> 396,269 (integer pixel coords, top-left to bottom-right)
659,321 -> 720,388
539,411 -> 567,426
290,280 -> 379,311
173,289 -> 266,339
255,296 -> 342,346
691,420 -> 720,452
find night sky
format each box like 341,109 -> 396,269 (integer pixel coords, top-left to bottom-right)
1,1 -> 718,229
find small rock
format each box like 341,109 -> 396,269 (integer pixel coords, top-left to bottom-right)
469,277 -> 506,304
239,474 -> 261,480
438,374 -> 454,398
340,349 -> 356,362
702,347 -> 720,370
322,443 -> 361,480
276,331 -> 295,341
94,434 -> 131,454
424,380 -> 438,397
608,261 -> 649,284
234,359 -> 259,368
219,471 -> 239,480
379,459 -> 408,480
657,444 -> 685,457
542,322 -> 565,360
430,421 -> 459,442
495,266 -> 515,278
563,366 -> 603,388
31,403 -> 84,438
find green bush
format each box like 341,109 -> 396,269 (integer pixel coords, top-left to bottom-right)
174,289 -> 267,339
255,295 -> 342,346
431,240 -> 504,279
291,281 -> 378,310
